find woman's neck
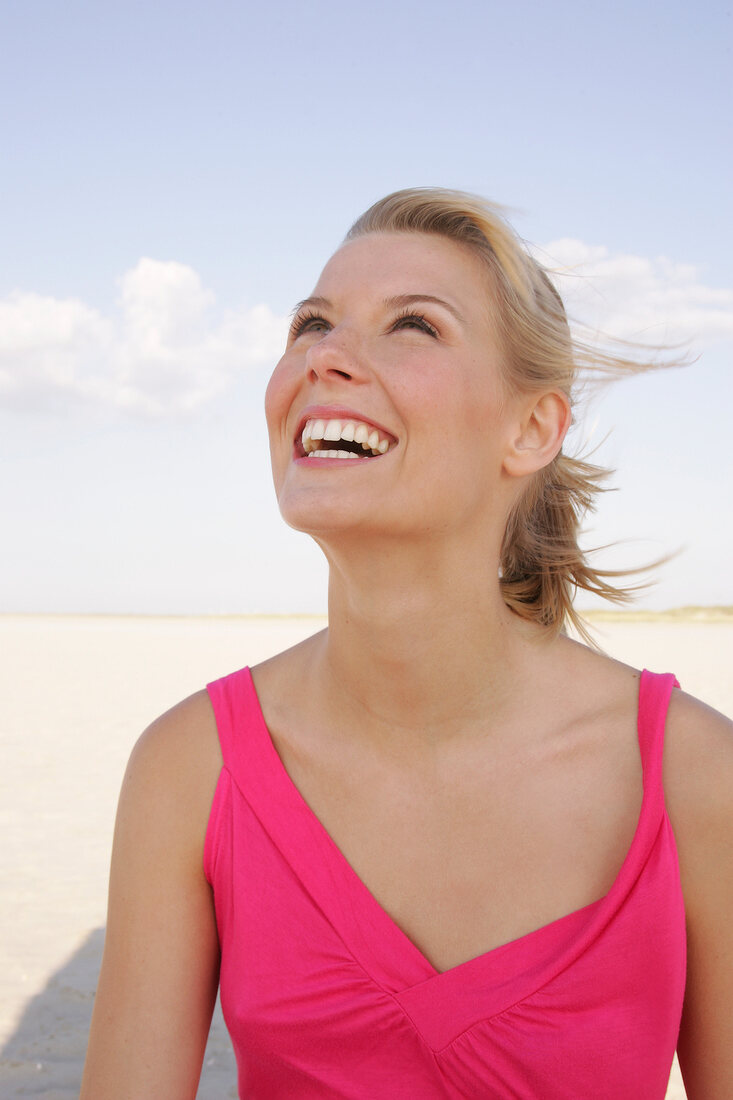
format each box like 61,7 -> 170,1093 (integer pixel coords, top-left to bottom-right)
314,535 -> 546,745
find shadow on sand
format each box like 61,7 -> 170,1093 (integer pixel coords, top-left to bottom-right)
0,927 -> 237,1098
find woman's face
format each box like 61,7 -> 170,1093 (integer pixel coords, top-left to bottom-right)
265,231 -> 525,544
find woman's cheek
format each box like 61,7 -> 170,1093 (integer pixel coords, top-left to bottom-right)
264,355 -> 294,435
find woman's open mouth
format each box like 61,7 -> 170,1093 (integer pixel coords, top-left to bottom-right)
297,417 -> 395,460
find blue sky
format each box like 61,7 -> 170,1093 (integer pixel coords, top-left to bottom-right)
1,0 -> 731,613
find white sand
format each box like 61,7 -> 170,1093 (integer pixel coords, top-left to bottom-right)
1,613 -> 730,1098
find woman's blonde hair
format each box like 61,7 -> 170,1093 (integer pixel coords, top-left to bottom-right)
346,187 -> 676,639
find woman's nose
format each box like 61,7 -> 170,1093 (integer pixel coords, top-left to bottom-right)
304,329 -> 365,385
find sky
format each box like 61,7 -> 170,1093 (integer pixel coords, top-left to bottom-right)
1,0 -> 731,614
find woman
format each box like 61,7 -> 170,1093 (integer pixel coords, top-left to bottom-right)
81,189 -> 733,1098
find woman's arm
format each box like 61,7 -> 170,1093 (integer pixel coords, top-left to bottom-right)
80,691 -> 223,1100
665,690 -> 733,1099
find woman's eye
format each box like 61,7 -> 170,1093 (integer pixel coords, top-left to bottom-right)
391,312 -> 438,338
289,313 -> 330,339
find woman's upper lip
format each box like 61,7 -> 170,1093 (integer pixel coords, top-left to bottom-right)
294,404 -> 398,443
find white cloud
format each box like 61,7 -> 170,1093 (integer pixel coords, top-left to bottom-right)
535,240 -> 733,346
0,259 -> 289,415
0,293 -> 114,401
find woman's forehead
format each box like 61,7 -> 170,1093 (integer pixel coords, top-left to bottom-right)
313,231 -> 491,304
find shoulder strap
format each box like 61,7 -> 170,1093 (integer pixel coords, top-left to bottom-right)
637,670 -> 680,797
206,666 -> 258,785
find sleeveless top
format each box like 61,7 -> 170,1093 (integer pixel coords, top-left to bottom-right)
204,668 -> 686,1099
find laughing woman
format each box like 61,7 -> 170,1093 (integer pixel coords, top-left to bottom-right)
81,189 -> 733,1099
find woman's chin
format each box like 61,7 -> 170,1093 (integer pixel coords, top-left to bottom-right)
278,499 -> 404,547
281,508 -> 379,540
276,478 -> 380,534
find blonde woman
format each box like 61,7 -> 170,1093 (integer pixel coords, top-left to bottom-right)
82,189 -> 733,1099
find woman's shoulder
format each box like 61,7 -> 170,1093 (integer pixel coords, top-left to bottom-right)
662,690 -> 733,1090
565,638 -> 733,815
133,688 -> 222,775
118,690 -> 223,852
663,688 -> 733,854
550,635 -> 641,725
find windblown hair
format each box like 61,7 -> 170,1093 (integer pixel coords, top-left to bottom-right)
346,187 -> 676,640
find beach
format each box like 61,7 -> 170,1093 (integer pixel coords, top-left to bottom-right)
2,612 -> 731,1098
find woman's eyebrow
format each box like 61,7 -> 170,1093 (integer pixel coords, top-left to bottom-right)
290,293 -> 465,323
384,293 -> 465,323
290,296 -> 332,316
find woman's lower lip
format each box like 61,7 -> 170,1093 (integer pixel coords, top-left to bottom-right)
293,453 -> 385,466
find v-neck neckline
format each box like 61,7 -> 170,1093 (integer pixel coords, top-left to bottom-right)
239,667 -> 662,1010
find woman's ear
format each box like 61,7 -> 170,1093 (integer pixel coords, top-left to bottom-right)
502,390 -> 571,478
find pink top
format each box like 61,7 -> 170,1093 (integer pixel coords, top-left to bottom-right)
204,668 -> 686,1099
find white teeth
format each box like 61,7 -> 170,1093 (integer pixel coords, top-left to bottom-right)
300,416 -> 393,457
307,449 -> 360,459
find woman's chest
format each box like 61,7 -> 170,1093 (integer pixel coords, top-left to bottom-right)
271,717 -> 642,973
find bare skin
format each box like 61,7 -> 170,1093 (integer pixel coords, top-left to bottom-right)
80,691 -> 222,1100
250,628 -> 644,974
81,232 -> 733,1099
